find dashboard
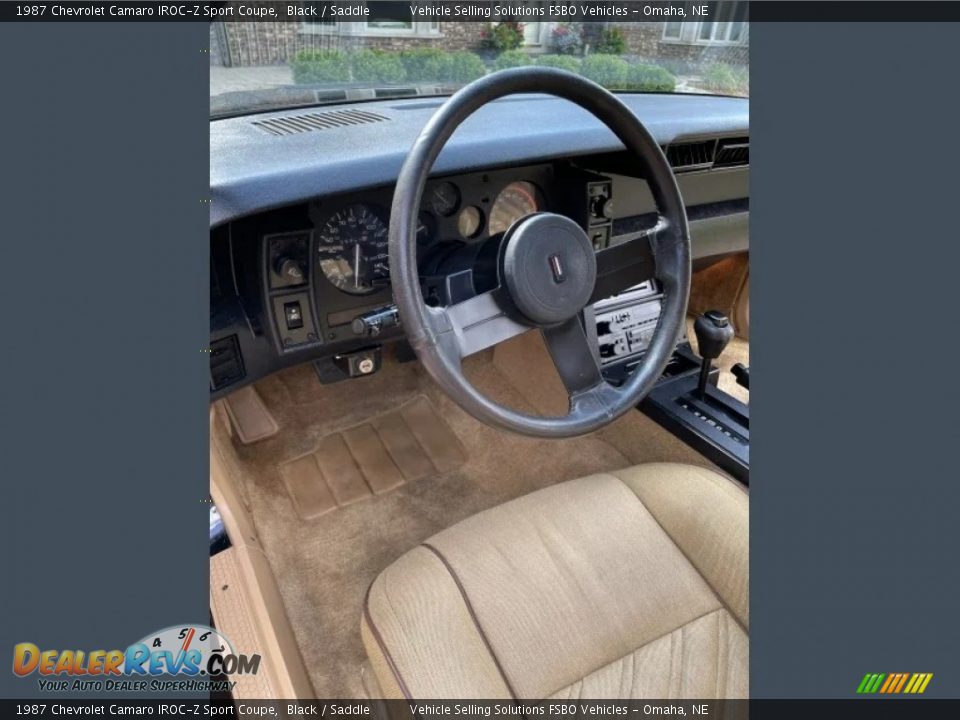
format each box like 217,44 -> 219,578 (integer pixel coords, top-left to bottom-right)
210,93 -> 749,398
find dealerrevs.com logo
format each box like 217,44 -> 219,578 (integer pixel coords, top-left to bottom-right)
12,624 -> 260,693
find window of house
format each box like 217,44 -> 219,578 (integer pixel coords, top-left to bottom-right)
662,3 -> 747,45
697,2 -> 748,43
366,1 -> 412,31
697,21 -> 746,43
662,22 -> 683,41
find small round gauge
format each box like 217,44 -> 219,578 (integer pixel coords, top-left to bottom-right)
430,182 -> 461,217
457,206 -> 484,239
316,204 -> 389,295
489,181 -> 545,235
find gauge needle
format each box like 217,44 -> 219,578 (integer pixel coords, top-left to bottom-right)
353,243 -> 361,289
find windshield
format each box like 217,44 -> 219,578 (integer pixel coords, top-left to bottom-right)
210,16 -> 748,117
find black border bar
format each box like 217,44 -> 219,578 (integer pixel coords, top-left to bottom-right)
5,2 -> 960,23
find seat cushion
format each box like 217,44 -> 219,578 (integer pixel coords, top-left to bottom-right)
361,463 -> 748,699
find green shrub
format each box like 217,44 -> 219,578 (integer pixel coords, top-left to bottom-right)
492,50 -> 531,72
622,63 -> 675,92
595,26 -> 627,55
535,55 -> 581,73
580,54 -> 629,88
293,48 -> 487,87
482,21 -> 525,51
399,48 -> 446,81
290,50 -> 349,84
701,63 -> 749,95
444,52 -> 487,83
549,22 -> 583,55
350,50 -> 406,84
656,58 -> 695,76
405,51 -> 487,84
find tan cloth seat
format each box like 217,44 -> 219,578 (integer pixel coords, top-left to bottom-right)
361,463 -> 748,699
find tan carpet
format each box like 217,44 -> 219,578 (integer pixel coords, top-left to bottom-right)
213,332 -> 727,698
688,253 -> 749,327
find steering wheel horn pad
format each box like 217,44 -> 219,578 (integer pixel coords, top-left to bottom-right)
502,213 -> 597,326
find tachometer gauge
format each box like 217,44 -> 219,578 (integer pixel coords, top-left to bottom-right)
317,204 -> 389,295
489,181 -> 545,235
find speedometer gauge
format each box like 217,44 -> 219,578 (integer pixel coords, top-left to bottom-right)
317,204 -> 389,295
489,181 -> 544,235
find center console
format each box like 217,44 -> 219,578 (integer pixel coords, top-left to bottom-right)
589,283 -> 750,484
588,281 -> 700,385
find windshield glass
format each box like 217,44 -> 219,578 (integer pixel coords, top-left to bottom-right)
210,16 -> 748,117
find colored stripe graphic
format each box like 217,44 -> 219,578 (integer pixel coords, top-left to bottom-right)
858,672 -> 933,694
882,673 -> 903,693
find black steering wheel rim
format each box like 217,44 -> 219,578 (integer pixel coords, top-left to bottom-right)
389,67 -> 691,438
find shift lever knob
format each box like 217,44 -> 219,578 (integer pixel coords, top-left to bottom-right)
693,310 -> 734,399
694,310 -> 734,360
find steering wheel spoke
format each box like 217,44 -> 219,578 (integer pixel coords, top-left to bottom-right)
589,217 -> 667,305
442,288 -> 530,358
541,316 -> 604,398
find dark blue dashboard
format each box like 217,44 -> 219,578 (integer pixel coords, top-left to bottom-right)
209,92 -> 749,398
210,92 -> 748,228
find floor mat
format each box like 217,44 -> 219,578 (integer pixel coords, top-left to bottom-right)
280,396 -> 466,520
214,336 -> 727,698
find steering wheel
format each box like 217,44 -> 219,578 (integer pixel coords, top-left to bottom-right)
389,68 -> 691,438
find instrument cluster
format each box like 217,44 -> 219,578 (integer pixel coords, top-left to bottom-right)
310,168 -> 552,298
256,164 -> 559,358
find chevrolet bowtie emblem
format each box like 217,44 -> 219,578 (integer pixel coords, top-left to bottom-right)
549,254 -> 565,283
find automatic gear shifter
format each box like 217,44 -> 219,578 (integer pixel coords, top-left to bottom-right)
640,309 -> 748,483
693,310 -> 735,399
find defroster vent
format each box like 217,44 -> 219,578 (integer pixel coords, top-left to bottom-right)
252,109 -> 389,136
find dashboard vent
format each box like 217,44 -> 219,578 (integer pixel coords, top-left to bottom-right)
252,109 -> 389,136
665,140 -> 716,170
714,137 -> 750,167
663,137 -> 750,171
210,335 -> 245,391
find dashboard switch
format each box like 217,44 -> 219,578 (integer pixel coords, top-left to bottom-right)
283,301 -> 304,330
591,195 -> 614,220
352,305 -> 400,337
267,231 -> 310,289
332,347 -> 382,379
275,257 -> 305,285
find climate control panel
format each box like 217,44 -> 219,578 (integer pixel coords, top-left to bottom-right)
593,281 -> 664,365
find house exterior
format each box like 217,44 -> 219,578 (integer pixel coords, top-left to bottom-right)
613,16 -> 748,66
210,2 -> 748,68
